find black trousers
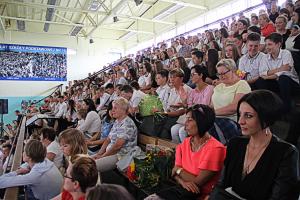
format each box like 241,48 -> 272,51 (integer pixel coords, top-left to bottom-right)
254,75 -> 300,112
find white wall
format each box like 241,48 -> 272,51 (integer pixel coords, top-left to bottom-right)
0,31 -> 125,97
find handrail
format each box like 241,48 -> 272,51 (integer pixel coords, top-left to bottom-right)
3,116 -> 26,200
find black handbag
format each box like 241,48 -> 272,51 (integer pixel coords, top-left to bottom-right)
209,185 -> 243,200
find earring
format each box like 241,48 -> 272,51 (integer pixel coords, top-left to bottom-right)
265,127 -> 269,136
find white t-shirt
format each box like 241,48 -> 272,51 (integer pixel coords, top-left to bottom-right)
47,140 -> 63,169
138,76 -> 146,88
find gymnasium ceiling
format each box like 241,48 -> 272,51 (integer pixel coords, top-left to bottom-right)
0,0 -> 233,46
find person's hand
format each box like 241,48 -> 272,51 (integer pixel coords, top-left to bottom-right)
280,65 -> 291,72
85,140 -> 92,145
92,154 -> 102,160
171,166 -> 180,177
212,79 -> 221,86
180,181 -> 200,194
16,167 -> 30,175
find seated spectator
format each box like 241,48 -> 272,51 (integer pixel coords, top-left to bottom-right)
40,127 -> 63,169
105,83 -> 118,104
224,44 -> 241,66
86,184 -> 134,200
115,71 -> 128,85
58,128 -> 87,162
93,97 -> 137,172
1,143 -> 13,173
212,59 -> 251,121
239,33 -> 265,89
275,15 -> 291,49
52,154 -> 98,200
156,69 -> 192,139
191,50 -> 204,69
95,87 -> 110,112
269,1 -> 279,23
259,13 -> 276,37
86,102 -> 115,154
0,140 -> 63,200
148,105 -> 226,200
155,69 -> 171,111
209,59 -> 250,144
66,99 -> 77,125
121,84 -> 145,115
126,68 -> 138,84
171,65 -> 214,143
257,32 -> 300,112
205,48 -> 219,83
175,57 -> 191,84
77,99 -> 101,138
210,90 -> 299,199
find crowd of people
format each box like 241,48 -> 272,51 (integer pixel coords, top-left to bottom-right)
0,0 -> 299,199
0,52 -> 67,79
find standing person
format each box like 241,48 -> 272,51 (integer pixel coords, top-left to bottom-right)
210,90 -> 299,200
0,140 -> 63,200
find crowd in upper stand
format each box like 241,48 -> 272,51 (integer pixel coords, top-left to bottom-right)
0,0 -> 300,199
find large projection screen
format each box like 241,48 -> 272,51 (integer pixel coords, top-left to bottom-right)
0,43 -> 67,81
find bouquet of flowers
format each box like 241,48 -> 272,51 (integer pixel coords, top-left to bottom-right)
130,144 -> 175,189
236,69 -> 248,80
139,95 -> 164,117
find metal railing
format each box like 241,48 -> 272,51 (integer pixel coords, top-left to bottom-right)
3,116 -> 27,200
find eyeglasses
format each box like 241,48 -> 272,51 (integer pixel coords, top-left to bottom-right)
63,173 -> 74,181
216,70 -> 231,77
191,72 -> 199,77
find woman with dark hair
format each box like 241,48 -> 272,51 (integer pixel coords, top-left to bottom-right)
77,98 -> 101,138
210,90 -> 299,200
86,102 -> 115,154
292,8 -> 300,26
147,104 -> 226,200
206,49 -> 219,81
175,56 -> 191,84
209,40 -> 221,51
126,68 -> 138,84
220,28 -> 229,48
87,184 -> 134,200
141,62 -> 153,91
160,51 -> 170,66
171,65 -> 214,143
66,99 -> 77,125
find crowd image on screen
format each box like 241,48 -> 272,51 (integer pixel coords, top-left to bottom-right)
0,51 -> 67,79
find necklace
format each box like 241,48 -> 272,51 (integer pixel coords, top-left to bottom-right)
191,134 -> 211,152
242,137 -> 271,177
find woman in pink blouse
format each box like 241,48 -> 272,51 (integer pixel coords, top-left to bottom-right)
171,65 -> 214,143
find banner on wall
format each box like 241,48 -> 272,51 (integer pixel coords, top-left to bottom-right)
0,43 -> 67,81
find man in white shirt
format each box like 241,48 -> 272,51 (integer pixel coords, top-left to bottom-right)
157,69 -> 192,139
155,69 -> 171,111
239,33 -> 265,89
95,87 -> 111,111
115,71 -> 128,85
40,128 -> 63,169
257,32 -> 300,112
55,96 -> 67,118
121,85 -> 146,115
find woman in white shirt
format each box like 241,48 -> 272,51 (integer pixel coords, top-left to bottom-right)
77,99 -> 101,139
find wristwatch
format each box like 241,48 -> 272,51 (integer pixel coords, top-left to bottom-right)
176,168 -> 183,176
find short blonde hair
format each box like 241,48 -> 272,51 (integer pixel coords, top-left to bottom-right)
216,59 -> 237,71
113,97 -> 129,111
